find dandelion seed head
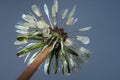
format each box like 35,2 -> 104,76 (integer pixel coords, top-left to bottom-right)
15,0 -> 92,76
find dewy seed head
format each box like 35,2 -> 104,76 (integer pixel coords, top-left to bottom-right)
15,0 -> 92,76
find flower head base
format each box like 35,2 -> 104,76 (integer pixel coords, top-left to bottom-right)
15,0 -> 92,76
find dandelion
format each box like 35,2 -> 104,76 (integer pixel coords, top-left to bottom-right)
15,0 -> 92,80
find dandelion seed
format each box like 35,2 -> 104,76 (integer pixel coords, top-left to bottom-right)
15,25 -> 29,31
32,4 -> 42,17
76,36 -> 90,44
44,4 -> 53,28
36,20 -> 49,29
15,30 -> 29,34
79,26 -> 92,31
22,14 -> 36,23
64,38 -> 73,46
15,0 -> 92,79
62,9 -> 68,20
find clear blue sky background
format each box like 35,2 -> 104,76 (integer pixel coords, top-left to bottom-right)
0,0 -> 120,80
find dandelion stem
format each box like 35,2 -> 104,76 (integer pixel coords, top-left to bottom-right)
17,46 -> 52,80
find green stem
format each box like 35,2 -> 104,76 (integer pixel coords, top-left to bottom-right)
47,51 -> 54,74
17,41 -> 44,57
54,51 -> 59,74
65,47 -> 78,56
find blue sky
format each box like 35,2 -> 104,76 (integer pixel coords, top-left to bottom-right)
0,0 -> 120,80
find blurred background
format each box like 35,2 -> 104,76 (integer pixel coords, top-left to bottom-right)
0,0 -> 120,80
